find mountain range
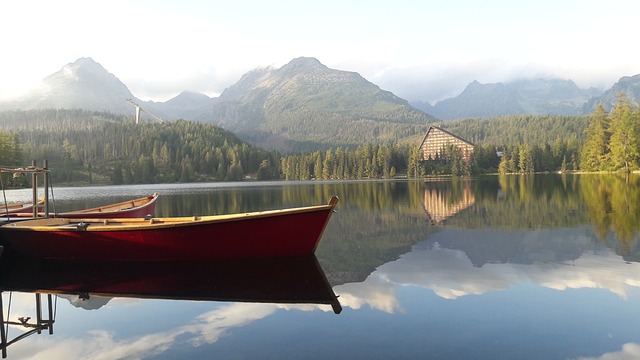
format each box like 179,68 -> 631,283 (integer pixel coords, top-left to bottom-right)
1,57 -> 640,148
412,78 -> 603,120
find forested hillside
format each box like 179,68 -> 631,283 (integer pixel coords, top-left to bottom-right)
0,101 -> 636,186
429,114 -> 591,175
0,110 -> 278,184
438,114 -> 590,145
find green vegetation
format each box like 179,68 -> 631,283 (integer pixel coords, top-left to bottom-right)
279,144 -> 407,180
0,110 -> 278,184
439,114 -> 589,145
0,129 -> 26,188
581,95 -> 640,172
0,96 -> 638,185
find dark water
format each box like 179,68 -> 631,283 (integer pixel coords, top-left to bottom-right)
2,174 -> 640,359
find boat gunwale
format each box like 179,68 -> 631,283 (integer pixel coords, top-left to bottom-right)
60,193 -> 158,215
1,198 -> 338,232
7,194 -> 158,218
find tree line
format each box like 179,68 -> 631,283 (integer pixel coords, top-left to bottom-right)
0,99 -> 637,185
2,115 -> 279,184
580,94 -> 640,173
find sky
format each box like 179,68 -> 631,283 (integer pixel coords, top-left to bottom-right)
1,0 -> 639,104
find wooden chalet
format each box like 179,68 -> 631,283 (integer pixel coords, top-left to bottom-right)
418,126 -> 475,161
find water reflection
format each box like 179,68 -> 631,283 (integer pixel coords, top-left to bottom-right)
580,175 -> 640,246
0,256 -> 340,358
1,257 -> 340,311
1,175 -> 640,359
426,175 -> 640,250
334,221 -> 640,306
312,175 -> 640,288
318,175 -> 640,359
0,293 -> 54,359
422,178 -> 476,224
2,292 -> 337,359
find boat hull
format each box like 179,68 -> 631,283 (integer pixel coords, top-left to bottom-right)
0,197 -> 338,261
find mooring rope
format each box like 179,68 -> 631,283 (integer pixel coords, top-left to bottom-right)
46,172 -> 57,216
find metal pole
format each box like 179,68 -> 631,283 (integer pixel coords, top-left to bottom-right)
35,294 -> 41,335
43,160 -> 49,218
31,160 -> 37,218
0,293 -> 6,358
47,295 -> 53,335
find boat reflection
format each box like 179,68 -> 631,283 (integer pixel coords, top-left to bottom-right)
0,292 -> 55,359
0,256 -> 341,358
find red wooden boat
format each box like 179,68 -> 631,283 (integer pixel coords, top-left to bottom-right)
0,197 -> 339,261
55,193 -> 158,219
0,199 -> 44,216
6,194 -> 158,219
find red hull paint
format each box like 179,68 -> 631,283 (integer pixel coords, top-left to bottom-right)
0,197 -> 338,261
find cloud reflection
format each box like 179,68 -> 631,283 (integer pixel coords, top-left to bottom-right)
3,298 -> 333,359
334,274 -> 402,314
333,229 -> 640,314
577,343 -> 640,360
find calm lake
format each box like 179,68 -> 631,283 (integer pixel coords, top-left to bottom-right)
2,174 -> 640,359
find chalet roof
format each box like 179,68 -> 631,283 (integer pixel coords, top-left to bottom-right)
418,126 -> 475,149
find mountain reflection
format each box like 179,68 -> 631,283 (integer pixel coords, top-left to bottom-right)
321,174 -> 640,313
316,174 -> 640,289
335,227 -> 640,314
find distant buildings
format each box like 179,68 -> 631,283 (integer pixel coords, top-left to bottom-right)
418,126 -> 475,161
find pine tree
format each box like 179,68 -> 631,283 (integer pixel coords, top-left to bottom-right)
580,103 -> 610,171
609,95 -> 640,172
518,144 -> 534,173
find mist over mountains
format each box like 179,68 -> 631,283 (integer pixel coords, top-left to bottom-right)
1,56 -> 639,147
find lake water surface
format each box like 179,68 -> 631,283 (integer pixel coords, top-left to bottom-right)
2,174 -> 640,359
